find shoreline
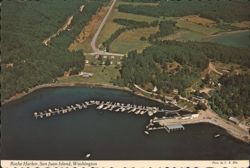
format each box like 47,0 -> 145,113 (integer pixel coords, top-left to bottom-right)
158,109 -> 250,143
2,82 -> 249,143
2,82 -> 131,105
2,82 -> 173,108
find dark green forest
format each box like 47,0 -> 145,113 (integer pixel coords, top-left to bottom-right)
2,0 -> 108,100
148,20 -> 177,42
210,74 -> 250,117
118,0 -> 250,22
113,18 -> 157,27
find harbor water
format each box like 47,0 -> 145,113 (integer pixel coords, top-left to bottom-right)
211,30 -> 250,48
1,87 -> 250,160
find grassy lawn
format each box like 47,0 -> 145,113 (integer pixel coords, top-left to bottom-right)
176,19 -> 223,35
84,54 -> 123,65
160,30 -> 206,42
68,38 -> 93,53
96,0 -> 158,46
111,26 -> 159,53
57,65 -> 120,85
119,1 -> 159,6
159,17 -> 227,42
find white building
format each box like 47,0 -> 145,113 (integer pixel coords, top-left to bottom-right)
79,72 -> 93,78
229,117 -> 239,124
181,113 -> 199,120
152,86 -> 158,92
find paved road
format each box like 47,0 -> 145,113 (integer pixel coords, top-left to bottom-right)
90,0 -> 117,54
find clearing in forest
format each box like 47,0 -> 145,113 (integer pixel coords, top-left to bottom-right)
176,19 -> 222,35
57,65 -> 120,85
96,1 -> 158,47
201,62 -> 223,77
68,6 -> 109,52
111,26 -> 159,53
181,15 -> 217,27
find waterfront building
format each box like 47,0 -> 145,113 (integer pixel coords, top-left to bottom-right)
79,72 -> 93,78
229,117 -> 240,124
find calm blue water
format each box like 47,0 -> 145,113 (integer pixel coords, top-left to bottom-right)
1,87 -> 250,160
211,30 -> 250,48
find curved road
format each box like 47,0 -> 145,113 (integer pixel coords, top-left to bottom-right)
91,0 -> 116,54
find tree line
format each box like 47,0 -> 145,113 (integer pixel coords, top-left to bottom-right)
103,18 -> 158,51
148,20 -> 177,42
118,0 -> 249,22
113,18 -> 158,28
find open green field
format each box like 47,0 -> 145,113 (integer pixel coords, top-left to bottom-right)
176,19 -> 223,35
71,38 -> 94,53
97,0 -> 239,53
57,65 -> 120,84
58,53 -> 123,85
160,30 -> 206,42
96,0 -> 159,46
119,1 -> 158,6
108,16 -> 225,53
111,26 -> 158,53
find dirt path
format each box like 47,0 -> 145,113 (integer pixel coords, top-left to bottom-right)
79,5 -> 85,12
201,62 -> 223,77
43,16 -> 74,46
208,62 -> 223,75
69,6 -> 108,52
134,84 -> 156,95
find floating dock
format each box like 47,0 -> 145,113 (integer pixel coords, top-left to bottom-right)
33,100 -> 158,119
33,100 -> 187,120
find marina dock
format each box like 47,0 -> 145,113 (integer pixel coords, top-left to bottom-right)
33,100 -> 184,119
33,100 -> 189,134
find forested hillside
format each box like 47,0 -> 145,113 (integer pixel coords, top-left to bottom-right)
2,0 -> 108,100
116,41 -> 250,117
210,74 -> 250,117
117,40 -> 250,92
118,0 -> 250,22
